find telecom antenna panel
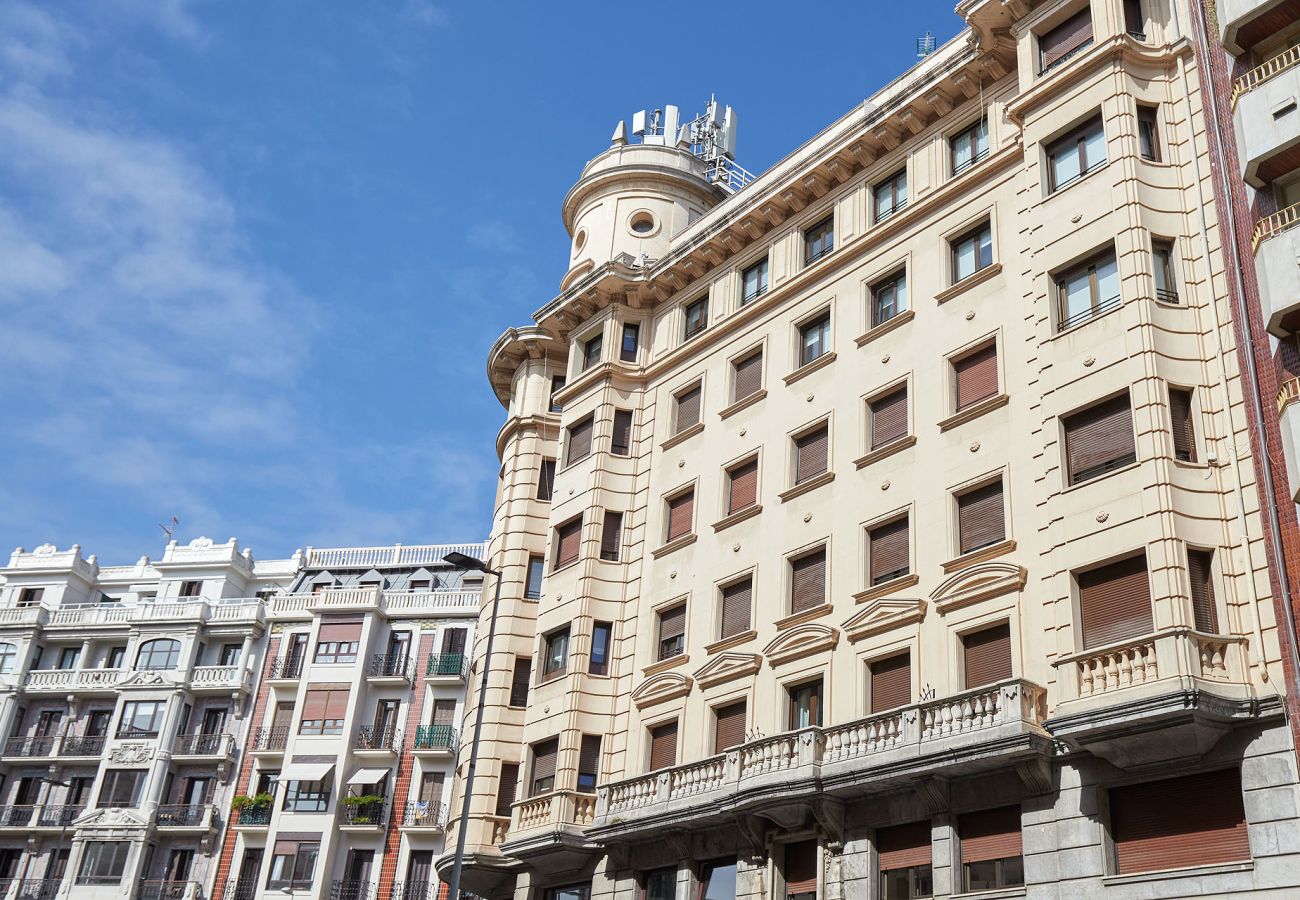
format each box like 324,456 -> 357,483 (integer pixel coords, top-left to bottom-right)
916,31 -> 937,58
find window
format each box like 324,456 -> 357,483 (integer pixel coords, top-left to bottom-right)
868,516 -> 910,585
798,313 -> 831,367
220,643 -> 241,666
719,577 -> 753,641
700,859 -> 738,900
962,622 -> 1013,689
541,628 -> 570,682
299,685 -> 349,735
648,720 -> 678,771
495,763 -> 519,817
545,886 -> 591,900
950,222 -> 993,282
871,272 -> 907,328
118,700 -> 165,737
953,343 -> 999,412
788,679 -> 822,729
589,622 -> 612,676
1047,116 -> 1106,193
267,840 -> 319,890
1153,238 -> 1177,302
960,807 -> 1024,891
870,652 -> 911,713
1169,387 -> 1196,462
713,700 -> 747,753
620,323 -> 640,362
643,867 -> 676,900
1056,249 -> 1119,329
794,423 -> 830,484
804,216 -> 834,265
790,547 -> 827,614
57,647 -> 80,670
17,588 -> 43,607
553,517 -> 582,569
878,821 -> 933,900
525,556 -> 544,600
313,618 -> 360,664
530,738 -> 558,796
684,297 -> 709,340
1188,549 -> 1218,632
950,119 -> 989,175
874,169 -> 908,222
657,604 -> 686,661
600,511 -> 623,561
577,735 -> 601,792
957,479 -> 1005,555
742,258 -> 769,304
0,643 -> 15,674
97,770 -> 144,807
1138,105 -> 1161,162
581,333 -> 602,371
179,580 -> 202,597
732,350 -> 763,404
666,489 -> 695,543
549,375 -> 566,413
536,458 -> 556,501
674,384 -> 702,434
283,780 -> 330,812
611,410 -> 634,456
1064,395 -> 1136,484
1039,7 -> 1093,73
783,840 -> 818,900
1123,0 -> 1146,38
1110,769 -> 1249,874
77,842 -> 129,885
567,416 -> 594,465
107,646 -> 125,668
870,386 -> 908,449
135,639 -> 180,671
510,658 -> 531,707
1078,554 -> 1153,649
727,458 -> 759,515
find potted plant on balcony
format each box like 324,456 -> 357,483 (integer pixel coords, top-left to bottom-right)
231,793 -> 273,823
341,793 -> 385,824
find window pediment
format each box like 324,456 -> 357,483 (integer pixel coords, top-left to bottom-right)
843,598 -> 926,642
763,623 -> 839,667
930,561 -> 1027,614
693,652 -> 761,689
631,671 -> 693,709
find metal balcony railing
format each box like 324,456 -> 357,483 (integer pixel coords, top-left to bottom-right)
266,654 -> 304,679
413,724 -> 457,751
155,804 -> 210,827
174,732 -> 230,755
38,804 -> 83,827
3,736 -> 55,757
338,800 -> 387,828
251,726 -> 288,751
331,881 -> 377,900
1058,294 -> 1122,332
402,800 -> 449,828
220,881 -> 256,900
354,726 -> 402,752
233,805 -> 272,827
138,881 -> 195,900
0,806 -> 35,826
368,653 -> 410,679
14,880 -> 60,900
59,734 -> 106,756
426,653 -> 466,678
392,883 -> 434,900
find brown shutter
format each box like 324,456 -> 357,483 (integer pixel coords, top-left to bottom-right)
1169,388 -> 1196,462
1079,554 -> 1153,649
963,622 -> 1013,688
323,688 -> 350,721
555,518 -> 582,568
870,653 -> 911,713
877,821 -> 932,870
869,517 -> 910,584
790,548 -> 827,613
721,578 -> 753,639
1065,395 -> 1136,483
302,689 -> 328,721
1111,769 -> 1249,874
734,351 -> 763,402
659,605 -> 686,644
495,763 -> 518,816
442,628 -> 467,654
675,385 -> 702,433
611,410 -> 633,456
667,490 -> 694,541
648,721 -> 678,771
1040,8 -> 1093,67
531,739 -> 558,791
960,806 -> 1023,863
958,480 -> 1005,554
871,388 -> 908,448
421,772 -> 445,805
537,458 -> 556,500
512,658 -> 531,690
955,344 -> 998,411
1188,549 -> 1218,633
578,735 -> 601,784
568,417 -> 593,463
795,425 -> 829,483
783,840 -> 818,895
317,618 -> 362,642
600,512 -> 623,561
433,699 -> 456,726
728,459 -> 759,513
713,701 -> 747,752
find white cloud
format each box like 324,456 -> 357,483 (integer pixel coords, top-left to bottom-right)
401,0 -> 448,29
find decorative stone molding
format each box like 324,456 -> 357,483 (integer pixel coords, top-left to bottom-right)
842,597 -> 927,642
930,560 -> 1027,614
763,623 -> 839,667
694,652 -> 761,688
118,670 -> 174,688
631,671 -> 693,709
108,743 -> 154,764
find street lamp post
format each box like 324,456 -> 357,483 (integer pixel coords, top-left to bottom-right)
441,551 -> 504,900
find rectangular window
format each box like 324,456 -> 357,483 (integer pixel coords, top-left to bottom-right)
1064,394 -> 1136,484
870,386 -> 908,449
742,258 -> 769,304
77,842 -> 129,886
549,375 -> 566,413
57,647 -> 80,670
950,222 -> 993,282
1078,554 -> 1153,649
1039,7 -> 1093,73
657,604 -> 686,661
674,383 -> 703,434
953,343 -> 999,412
1153,238 -> 1177,302
541,628 -> 570,682
1124,0 -> 1146,38
97,770 -> 144,808
1056,249 -> 1120,330
868,516 -> 910,585
525,555 -> 544,600
790,547 -> 827,613
179,580 -> 202,597
960,806 -> 1024,891
600,511 -> 623,561
714,699 -> 746,753
577,735 -> 601,792
733,350 -> 763,404
645,868 -> 676,900
700,859 -> 738,900
299,685 -> 349,735
794,423 -> 830,484
878,821 -> 933,900
495,763 -> 518,817
1169,387 -> 1196,462
727,458 -> 759,514
666,489 -> 695,542
17,588 -> 43,607
957,479 -> 1006,555
872,272 -> 907,328
589,621 -> 612,676
804,216 -> 835,265
1188,549 -> 1218,633
874,169 -> 908,222
783,840 -> 818,900
648,720 -> 678,771
611,409 -> 634,456
117,700 -> 165,737
1138,105 -> 1161,162
567,416 -> 594,465
720,577 -> 753,641
267,840 -> 319,890
870,652 -> 911,713
799,313 -> 831,367
545,886 -> 591,900
1110,769 -> 1249,874
620,323 -> 639,362
314,617 -> 361,664
283,779 -> 329,812
788,679 -> 823,729
1047,116 -> 1106,193
530,738 -> 558,796
581,333 -> 602,371
950,119 -> 989,175
510,658 -> 531,707
553,517 -> 582,569
537,458 -> 556,501
963,622 -> 1013,689
684,297 -> 709,340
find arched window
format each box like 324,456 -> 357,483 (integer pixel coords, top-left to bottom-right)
136,639 -> 181,671
0,643 -> 16,674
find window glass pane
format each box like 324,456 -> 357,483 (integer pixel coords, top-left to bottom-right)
1053,143 -> 1081,187
1095,256 -> 1119,302
701,860 -> 738,900
1062,269 -> 1092,321
1084,121 -> 1106,169
955,236 -> 976,280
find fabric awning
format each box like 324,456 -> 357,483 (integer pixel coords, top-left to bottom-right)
346,767 -> 391,786
281,762 -> 334,782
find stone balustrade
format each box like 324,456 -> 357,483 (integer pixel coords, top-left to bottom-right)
1054,627 -> 1252,704
509,789 -> 599,836
267,588 -> 479,619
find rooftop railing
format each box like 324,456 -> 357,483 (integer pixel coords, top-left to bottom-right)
305,542 -> 486,569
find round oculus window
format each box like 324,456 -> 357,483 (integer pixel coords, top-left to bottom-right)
629,212 -> 655,235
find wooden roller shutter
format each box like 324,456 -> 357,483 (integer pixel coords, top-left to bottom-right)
870,652 -> 911,713
1188,549 -> 1218,633
877,821 -> 932,870
530,739 -> 558,794
795,425 -> 829,483
720,578 -> 753,639
600,512 -> 623,561
963,622 -> 1013,689
554,518 -> 582,568
869,517 -> 910,584
659,605 -> 686,648
317,618 -> 362,642
1111,769 -> 1249,874
323,688 -> 350,722
871,387 -> 908,448
666,490 -> 695,541
728,459 -> 759,513
302,688 -> 329,722
442,628 -> 467,654
734,351 -> 763,402
1039,7 -> 1093,68
1065,395 -> 1135,484
648,721 -> 678,771
960,806 -> 1023,863
1169,388 -> 1196,462
432,699 -> 456,726
954,344 -> 998,411
713,700 -> 747,752
958,480 -> 1005,554
611,410 -> 633,456
675,385 -> 702,433
790,548 -> 827,613
495,763 -> 518,816
567,417 -> 593,463
578,735 -> 602,786
1079,554 -> 1153,649
783,840 -> 818,896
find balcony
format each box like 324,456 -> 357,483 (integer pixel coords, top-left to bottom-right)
1254,204 -> 1300,337
1219,0 -> 1282,53
1234,47 -> 1300,182
173,732 -> 234,759
0,806 -> 35,828
155,803 -> 217,831
330,881 -> 377,900
392,883 -> 438,900
593,679 -> 1049,843
367,653 -> 411,684
2,736 -> 55,759
412,725 -> 457,755
58,734 -> 106,757
338,798 -> 388,830
190,665 -> 250,692
400,800 -> 449,830
353,726 -> 402,754
138,882 -> 202,900
37,804 -> 83,827
504,790 -> 597,855
12,880 -> 60,900
232,804 -> 272,828
268,587 -> 480,620
426,653 -> 467,681
1280,376 -> 1300,502
265,654 -> 304,681
20,668 -> 124,693
250,726 -> 288,754
0,805 -> 85,829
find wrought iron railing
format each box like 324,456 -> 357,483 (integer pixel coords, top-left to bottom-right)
338,800 -> 387,828
331,881 -> 376,900
413,724 -> 457,751
37,804 -> 83,826
354,726 -> 402,752
174,732 -> 229,755
138,880 -> 194,900
509,683 -> 529,707
426,653 -> 466,678
369,653 -> 410,679
155,804 -> 209,827
266,654 -> 304,679
402,800 -> 448,827
251,726 -> 288,751
3,736 -> 55,757
59,734 -> 105,756
1058,294 -> 1122,332
14,880 -> 60,900
220,881 -> 256,900
0,805 -> 36,826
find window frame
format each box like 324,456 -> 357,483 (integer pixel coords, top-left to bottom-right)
620,322 -> 640,363
803,215 -> 835,265
1152,237 -> 1178,302
873,168 -> 908,222
525,555 -> 544,600
117,700 -> 166,738
663,484 -> 696,544
790,418 -> 832,486
282,779 -> 330,812
684,296 -> 709,341
949,220 -> 994,284
786,677 -> 824,729
1137,104 -> 1161,162
76,841 -> 130,886
950,117 -> 990,176
953,474 -> 1008,558
135,638 -> 181,671
949,338 -> 1001,414
540,627 -> 571,683
741,256 -> 770,305
266,840 -> 319,891
797,309 -> 832,368
870,270 -> 908,329
1045,114 -> 1107,193
866,380 -> 910,452
725,454 -> 761,515
580,332 -> 603,371
1054,247 -> 1121,331
717,572 -> 755,641
866,511 -> 912,587
589,621 -> 612,676
656,602 -> 687,662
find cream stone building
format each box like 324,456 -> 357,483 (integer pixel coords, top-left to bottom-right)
445,0 -> 1300,898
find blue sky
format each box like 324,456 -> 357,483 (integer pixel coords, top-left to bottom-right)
0,0 -> 964,564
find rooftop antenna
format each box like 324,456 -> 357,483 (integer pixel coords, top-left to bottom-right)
159,516 -> 179,541
916,31 -> 937,58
